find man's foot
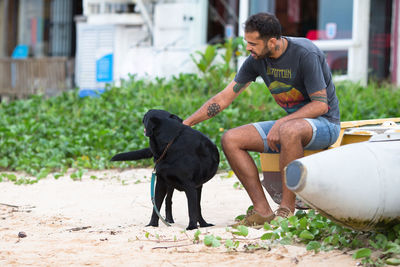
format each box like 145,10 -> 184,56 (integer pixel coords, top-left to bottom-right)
275,207 -> 294,218
232,209 -> 275,229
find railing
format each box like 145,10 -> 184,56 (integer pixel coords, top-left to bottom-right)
0,57 -> 74,99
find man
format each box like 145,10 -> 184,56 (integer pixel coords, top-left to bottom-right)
183,12 -> 340,227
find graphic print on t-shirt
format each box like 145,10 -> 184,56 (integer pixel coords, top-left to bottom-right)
269,81 -> 306,113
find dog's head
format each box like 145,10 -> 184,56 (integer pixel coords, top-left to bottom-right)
143,109 -> 183,137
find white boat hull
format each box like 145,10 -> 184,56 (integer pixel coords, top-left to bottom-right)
284,133 -> 400,230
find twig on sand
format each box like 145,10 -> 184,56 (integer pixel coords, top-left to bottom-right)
0,203 -> 35,212
0,203 -> 20,208
152,243 -> 197,250
67,226 -> 92,232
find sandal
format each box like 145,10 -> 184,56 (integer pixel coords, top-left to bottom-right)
275,207 -> 294,218
232,209 -> 275,229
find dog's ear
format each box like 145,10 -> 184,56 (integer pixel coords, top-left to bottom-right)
169,114 -> 183,123
145,117 -> 160,137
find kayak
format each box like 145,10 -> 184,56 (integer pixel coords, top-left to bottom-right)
285,132 -> 400,230
259,118 -> 400,230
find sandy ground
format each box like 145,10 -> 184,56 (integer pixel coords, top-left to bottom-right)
0,169 -> 359,266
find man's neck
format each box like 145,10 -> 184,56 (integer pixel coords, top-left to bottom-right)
270,37 -> 287,59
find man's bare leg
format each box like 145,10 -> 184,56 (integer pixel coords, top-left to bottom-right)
279,119 -> 313,212
221,124 -> 274,217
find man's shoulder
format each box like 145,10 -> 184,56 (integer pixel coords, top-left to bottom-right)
287,37 -> 321,54
287,36 -> 314,46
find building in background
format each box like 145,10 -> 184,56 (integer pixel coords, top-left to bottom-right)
0,0 -> 82,98
75,0 -> 210,95
0,0 -> 82,58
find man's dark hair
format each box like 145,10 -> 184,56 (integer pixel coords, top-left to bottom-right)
244,12 -> 282,41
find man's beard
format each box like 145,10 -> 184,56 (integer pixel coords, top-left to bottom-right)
251,46 -> 271,59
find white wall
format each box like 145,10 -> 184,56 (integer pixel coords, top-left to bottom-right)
77,0 -> 209,90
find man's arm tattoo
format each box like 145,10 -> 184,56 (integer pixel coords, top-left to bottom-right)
233,83 -> 245,93
207,103 -> 221,118
310,92 -> 328,104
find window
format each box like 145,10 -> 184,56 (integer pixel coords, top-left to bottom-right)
245,0 -> 369,84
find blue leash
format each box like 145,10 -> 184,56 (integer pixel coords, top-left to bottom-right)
150,171 -> 171,226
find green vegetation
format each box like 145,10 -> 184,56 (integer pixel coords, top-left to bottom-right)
0,74 -> 399,180
191,209 -> 400,266
260,210 -> 400,266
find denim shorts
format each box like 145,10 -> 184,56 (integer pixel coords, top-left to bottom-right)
252,117 -> 341,153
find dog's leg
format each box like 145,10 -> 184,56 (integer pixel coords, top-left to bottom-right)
165,186 -> 174,223
196,186 -> 214,228
146,177 -> 167,227
184,186 -> 200,230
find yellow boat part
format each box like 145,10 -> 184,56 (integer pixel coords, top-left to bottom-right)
260,118 -> 400,172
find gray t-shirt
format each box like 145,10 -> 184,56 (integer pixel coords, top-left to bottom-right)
235,37 -> 340,124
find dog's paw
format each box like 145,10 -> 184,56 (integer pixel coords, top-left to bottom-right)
165,217 -> 174,224
199,222 -> 214,228
186,224 -> 198,231
146,222 -> 159,227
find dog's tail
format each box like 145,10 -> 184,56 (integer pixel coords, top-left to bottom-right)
110,148 -> 153,161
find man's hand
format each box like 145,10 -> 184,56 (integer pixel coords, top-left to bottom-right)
182,119 -> 191,127
266,121 -> 281,152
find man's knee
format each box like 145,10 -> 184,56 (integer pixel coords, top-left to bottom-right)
221,129 -> 235,150
279,119 -> 311,144
279,121 -> 299,140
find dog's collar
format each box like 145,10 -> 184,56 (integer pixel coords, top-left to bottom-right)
153,128 -> 184,167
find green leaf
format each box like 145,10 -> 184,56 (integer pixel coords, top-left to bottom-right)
323,236 -> 333,245
299,230 -> 315,240
386,258 -> 400,266
203,235 -> 213,246
311,220 -> 326,229
6,173 -> 17,182
193,229 -> 201,242
0,158 -> 8,168
392,224 -> 400,234
352,248 -> 371,259
339,236 -> 350,246
288,215 -> 299,227
331,234 -> 340,246
235,215 -> 245,221
299,217 -> 308,229
53,173 -> 63,179
225,239 -> 238,249
306,241 -> 321,252
225,239 -> 233,248
263,223 -> 272,231
280,220 -> 289,232
375,233 -> 388,249
280,237 -> 292,245
383,242 -> 400,254
232,225 -> 248,237
203,235 -> 221,247
204,45 -> 218,65
369,240 -> 380,249
261,232 -> 278,240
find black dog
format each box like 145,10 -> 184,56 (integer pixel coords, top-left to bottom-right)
111,109 -> 219,230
